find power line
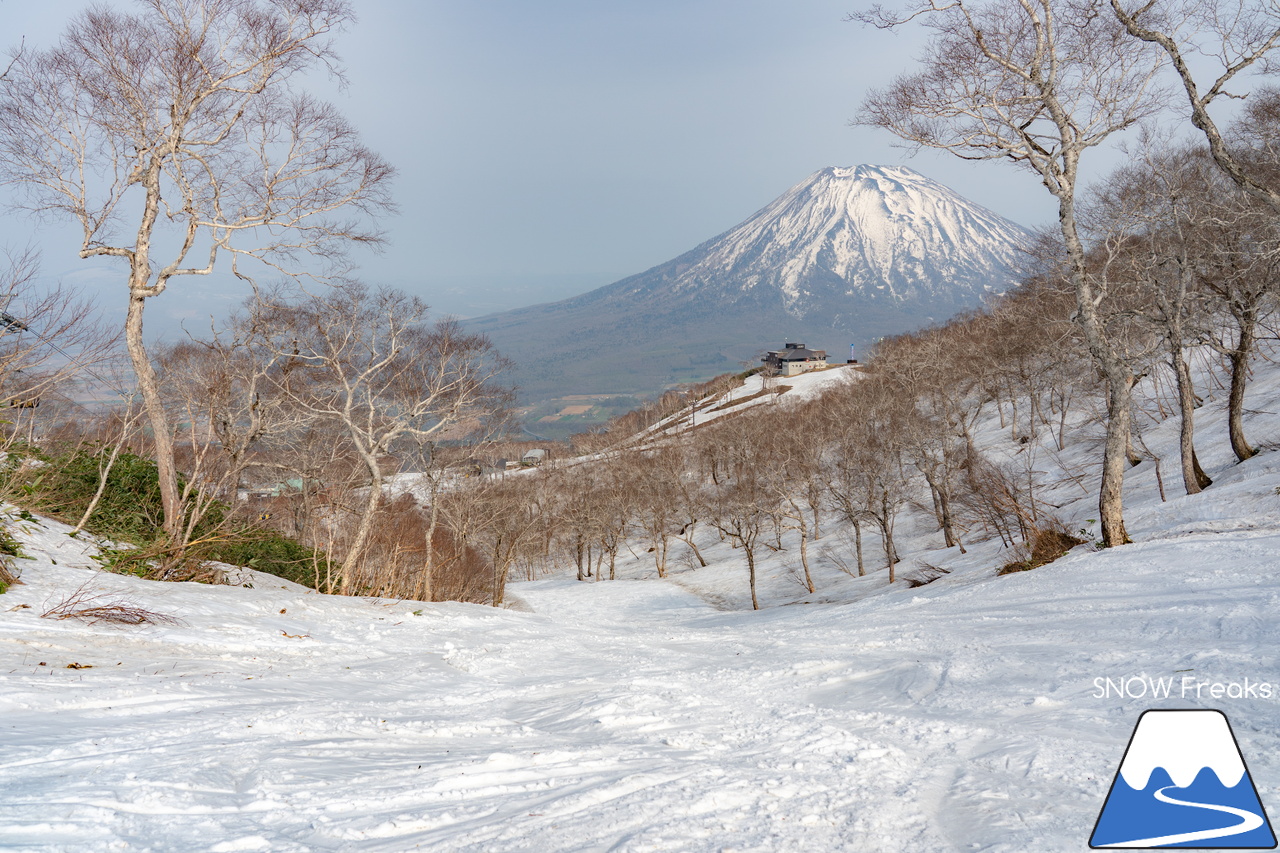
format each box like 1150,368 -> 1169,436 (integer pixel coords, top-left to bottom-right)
2,309 -> 134,403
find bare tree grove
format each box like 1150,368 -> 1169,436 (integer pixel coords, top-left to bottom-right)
4,0 -> 1280,613
0,0 -> 394,544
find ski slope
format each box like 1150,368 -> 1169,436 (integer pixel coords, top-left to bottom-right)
2,352 -> 1280,851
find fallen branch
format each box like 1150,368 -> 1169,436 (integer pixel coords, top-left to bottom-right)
41,579 -> 182,626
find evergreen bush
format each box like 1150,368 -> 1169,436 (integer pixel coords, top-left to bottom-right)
20,446 -> 321,587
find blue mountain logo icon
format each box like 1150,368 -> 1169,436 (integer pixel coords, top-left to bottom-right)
1091,710 -> 1276,848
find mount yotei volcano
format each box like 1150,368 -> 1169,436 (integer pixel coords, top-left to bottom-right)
469,165 -> 1034,409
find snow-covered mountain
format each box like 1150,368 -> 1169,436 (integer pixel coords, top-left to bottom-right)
469,165 -> 1033,409
611,164 -> 1032,314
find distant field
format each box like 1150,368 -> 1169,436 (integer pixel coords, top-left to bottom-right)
521,393 -> 647,440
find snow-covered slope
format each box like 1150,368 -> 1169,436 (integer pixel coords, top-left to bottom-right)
617,363 -> 863,451
3,349 -> 1280,851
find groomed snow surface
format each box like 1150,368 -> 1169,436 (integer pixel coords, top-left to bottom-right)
4,351 -> 1280,851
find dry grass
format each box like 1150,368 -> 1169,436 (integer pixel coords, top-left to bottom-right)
997,524 -> 1087,576
41,579 -> 182,626
904,561 -> 952,588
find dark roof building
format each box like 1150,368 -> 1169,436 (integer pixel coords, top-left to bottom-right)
762,342 -> 828,377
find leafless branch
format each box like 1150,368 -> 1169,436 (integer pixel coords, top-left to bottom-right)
41,578 -> 181,626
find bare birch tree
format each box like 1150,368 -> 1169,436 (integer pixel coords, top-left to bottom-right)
1085,144 -> 1217,494
1106,3 -> 1280,464
0,250 -> 121,545
153,304 -> 303,557
1197,92 -> 1280,462
256,283 -> 509,591
857,0 -> 1166,545
0,250 -> 120,415
699,414 -> 772,609
631,444 -> 685,578
753,407 -> 824,593
439,473 -> 545,607
0,0 -> 394,541
1111,0 -> 1280,211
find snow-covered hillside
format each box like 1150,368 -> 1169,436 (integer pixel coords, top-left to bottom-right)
618,363 -> 862,449
2,352 -> 1280,851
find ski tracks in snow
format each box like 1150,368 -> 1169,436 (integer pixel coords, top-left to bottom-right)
5,528 -> 1280,851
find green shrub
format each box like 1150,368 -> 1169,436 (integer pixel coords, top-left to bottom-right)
88,524 -> 323,588
91,543 -> 159,578
36,447 -> 166,543
0,525 -> 25,558
0,524 -> 22,593
24,446 -> 322,587
203,528 -> 320,588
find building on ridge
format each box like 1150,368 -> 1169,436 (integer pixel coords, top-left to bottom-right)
761,343 -> 828,377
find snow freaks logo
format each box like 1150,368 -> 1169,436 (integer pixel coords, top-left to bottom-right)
1093,676 -> 1276,701
1090,710 -> 1277,849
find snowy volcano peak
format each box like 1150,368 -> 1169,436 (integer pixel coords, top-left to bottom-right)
468,164 -> 1034,404
667,163 -> 1034,312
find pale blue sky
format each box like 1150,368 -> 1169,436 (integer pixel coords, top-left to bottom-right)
2,0 -> 1064,327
